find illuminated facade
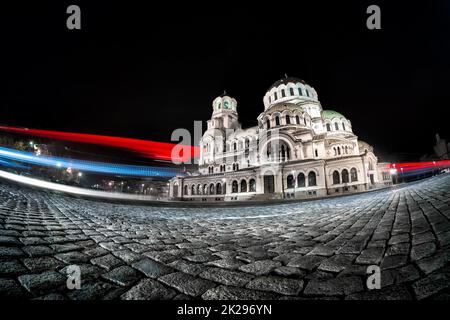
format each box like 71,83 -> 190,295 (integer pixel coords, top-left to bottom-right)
170,77 -> 392,201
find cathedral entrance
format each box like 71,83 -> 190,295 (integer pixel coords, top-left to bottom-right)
264,175 -> 275,194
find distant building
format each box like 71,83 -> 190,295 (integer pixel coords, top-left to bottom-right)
170,77 -> 392,201
434,134 -> 450,160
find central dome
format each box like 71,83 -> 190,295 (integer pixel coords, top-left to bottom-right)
263,76 -> 318,110
268,77 -> 307,90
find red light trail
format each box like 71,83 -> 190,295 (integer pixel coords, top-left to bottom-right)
390,160 -> 450,173
0,126 -> 199,163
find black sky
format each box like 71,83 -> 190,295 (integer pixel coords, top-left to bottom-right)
1,1 -> 449,162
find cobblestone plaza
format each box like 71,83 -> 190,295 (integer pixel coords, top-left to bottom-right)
0,174 -> 449,300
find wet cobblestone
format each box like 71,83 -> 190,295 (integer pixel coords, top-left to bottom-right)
0,175 -> 450,299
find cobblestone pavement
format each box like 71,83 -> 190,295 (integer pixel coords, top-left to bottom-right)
1,175 -> 450,300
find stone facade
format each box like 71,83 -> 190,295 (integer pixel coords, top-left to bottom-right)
170,77 -> 392,201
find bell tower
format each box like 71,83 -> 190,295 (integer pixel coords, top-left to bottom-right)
208,93 -> 240,131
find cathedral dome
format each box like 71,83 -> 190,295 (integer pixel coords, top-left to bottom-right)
263,76 -> 318,110
322,110 -> 347,120
212,94 -> 237,113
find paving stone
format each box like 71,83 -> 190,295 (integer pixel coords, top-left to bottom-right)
0,260 -> 27,276
303,276 -> 364,296
412,232 -> 435,246
18,271 -> 66,294
396,264 -> 421,284
199,267 -> 254,286
112,249 -> 141,263
318,254 -> 355,273
381,254 -> 408,270
388,233 -> 409,245
121,279 -> 177,300
59,263 -> 103,281
355,247 -> 384,264
0,236 -> 22,246
412,272 -> 450,300
33,293 -> 66,300
239,260 -> 282,276
273,266 -> 306,277
168,259 -> 206,276
246,276 -> 303,296
50,243 -> 81,253
91,254 -> 123,270
159,272 -> 216,297
102,265 -> 141,286
67,281 -> 117,300
132,258 -> 174,278
206,258 -> 244,270
346,285 -> 412,300
411,242 -> 436,261
202,285 -> 278,300
386,243 -> 410,256
55,251 -> 90,264
0,246 -> 24,258
287,255 -> 326,270
0,278 -> 29,298
416,250 -> 450,275
22,256 -> 65,273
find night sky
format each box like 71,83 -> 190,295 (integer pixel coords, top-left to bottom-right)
1,1 -> 449,162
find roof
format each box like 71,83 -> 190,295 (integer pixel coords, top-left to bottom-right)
268,77 -> 306,90
322,110 -> 347,120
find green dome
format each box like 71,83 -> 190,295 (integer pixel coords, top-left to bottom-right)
322,110 -> 346,120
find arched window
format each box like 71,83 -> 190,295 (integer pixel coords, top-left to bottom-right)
209,184 -> 215,195
369,161 -> 374,170
289,88 -> 294,95
249,179 -> 256,192
343,123 -> 346,131
240,180 -> 247,192
333,171 -> 340,185
275,116 -> 280,126
184,185 -> 188,195
342,169 -> 349,183
306,89 -> 310,97
203,184 -> 208,195
295,115 -> 300,124
308,172 -> 317,186
304,118 -> 307,125
232,180 -> 238,193
274,92 -> 278,100
335,122 -> 339,131
326,123 -> 331,131
281,89 -> 286,97
233,142 -> 237,151
191,185 -> 195,195
285,115 -> 290,124
236,163 -> 239,170
197,184 -> 201,195
337,147 -> 341,155
298,87 -> 302,95
287,175 -> 295,188
266,119 -> 271,129
351,168 -> 358,182
216,183 -> 222,195
297,173 -> 306,187
245,139 -> 250,148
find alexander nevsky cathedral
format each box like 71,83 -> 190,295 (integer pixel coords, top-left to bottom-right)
169,77 -> 393,201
